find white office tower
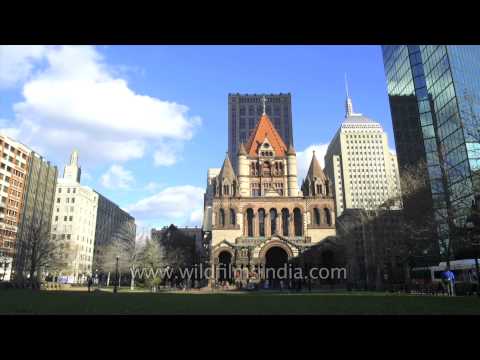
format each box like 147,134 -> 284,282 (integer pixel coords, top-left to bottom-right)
51,150 -> 98,283
325,86 -> 401,217
63,149 -> 81,183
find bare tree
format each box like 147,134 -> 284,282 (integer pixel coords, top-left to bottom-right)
387,160 -> 439,273
137,237 -> 163,290
95,238 -> 140,290
15,217 -> 66,289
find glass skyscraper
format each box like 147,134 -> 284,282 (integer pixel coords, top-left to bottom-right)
382,45 -> 480,258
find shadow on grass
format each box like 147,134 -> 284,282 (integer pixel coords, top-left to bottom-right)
1,288 -> 479,315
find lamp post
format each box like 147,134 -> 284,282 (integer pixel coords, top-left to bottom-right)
113,255 -> 119,293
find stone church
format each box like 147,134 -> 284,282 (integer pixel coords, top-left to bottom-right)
203,101 -> 336,286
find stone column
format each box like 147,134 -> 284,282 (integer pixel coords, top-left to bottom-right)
289,210 -> 294,237
279,211 -> 284,236
265,212 -> 271,237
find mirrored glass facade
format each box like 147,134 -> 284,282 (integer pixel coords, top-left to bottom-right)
382,45 -> 480,256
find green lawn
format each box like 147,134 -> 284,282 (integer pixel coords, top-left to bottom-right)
1,289 -> 479,315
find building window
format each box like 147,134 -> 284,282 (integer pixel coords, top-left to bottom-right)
219,208 -> 225,227
258,208 -> 266,237
270,208 -> 277,235
314,208 -> 321,225
246,208 -> 254,237
293,208 -> 302,236
282,208 -> 289,236
324,208 -> 332,226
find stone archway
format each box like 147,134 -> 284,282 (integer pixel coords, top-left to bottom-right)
264,246 -> 289,289
218,250 -> 233,282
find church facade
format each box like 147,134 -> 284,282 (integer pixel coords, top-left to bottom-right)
203,102 -> 336,286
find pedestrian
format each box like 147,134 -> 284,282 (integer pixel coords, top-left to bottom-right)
442,269 -> 455,296
87,276 -> 93,293
447,269 -> 456,296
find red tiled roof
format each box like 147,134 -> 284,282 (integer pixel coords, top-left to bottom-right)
246,114 -> 287,157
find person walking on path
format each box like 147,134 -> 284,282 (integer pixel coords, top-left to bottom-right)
447,269 -> 456,296
87,276 -> 93,293
442,269 -> 456,296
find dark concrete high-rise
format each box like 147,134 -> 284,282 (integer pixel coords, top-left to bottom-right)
228,93 -> 293,171
382,45 -> 480,258
14,152 -> 58,279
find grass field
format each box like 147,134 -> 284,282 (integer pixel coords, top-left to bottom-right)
1,289 -> 480,315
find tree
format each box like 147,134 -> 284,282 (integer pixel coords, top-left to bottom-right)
95,238 -> 139,290
372,160 -> 440,288
156,225 -> 196,268
15,217 -> 66,289
137,237 -> 163,290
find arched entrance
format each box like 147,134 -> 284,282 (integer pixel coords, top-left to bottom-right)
218,251 -> 232,283
265,246 -> 288,289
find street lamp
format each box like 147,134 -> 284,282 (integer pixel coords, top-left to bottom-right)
113,255 -> 119,294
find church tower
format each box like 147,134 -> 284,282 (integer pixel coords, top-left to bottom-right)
237,96 -> 297,197
213,153 -> 238,198
237,143 -> 250,196
63,149 -> 81,183
301,151 -> 331,197
205,95 -> 336,289
286,144 -> 299,196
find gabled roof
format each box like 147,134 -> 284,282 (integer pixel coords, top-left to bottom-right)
306,151 -> 327,181
246,114 -> 287,157
219,153 -> 236,181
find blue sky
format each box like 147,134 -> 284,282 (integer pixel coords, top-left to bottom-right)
0,45 -> 394,233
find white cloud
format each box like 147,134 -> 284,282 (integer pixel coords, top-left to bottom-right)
125,185 -> 204,227
145,181 -> 165,193
100,165 -> 135,190
0,46 -> 47,88
189,208 -> 204,223
296,143 -> 329,182
153,142 -> 182,167
0,45 -> 201,166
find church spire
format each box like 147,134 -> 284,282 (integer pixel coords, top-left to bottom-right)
70,148 -> 79,166
345,73 -> 354,118
63,148 -> 81,183
219,152 -> 236,181
306,150 -> 326,180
